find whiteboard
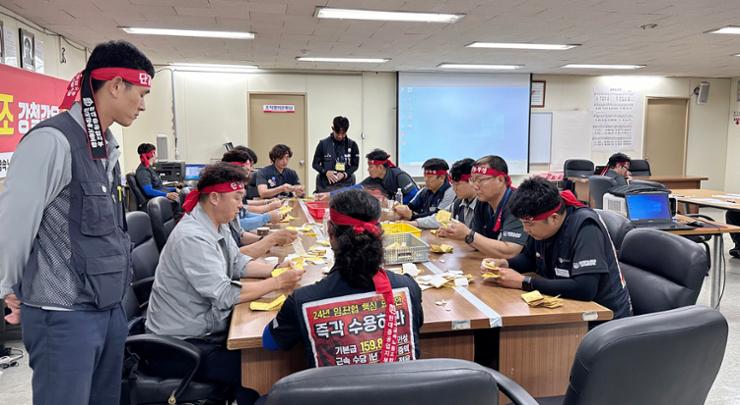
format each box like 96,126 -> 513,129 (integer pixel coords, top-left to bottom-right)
529,112 -> 552,164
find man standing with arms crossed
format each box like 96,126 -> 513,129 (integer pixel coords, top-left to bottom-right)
0,40 -> 154,404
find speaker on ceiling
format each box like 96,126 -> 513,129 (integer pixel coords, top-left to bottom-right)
693,81 -> 710,104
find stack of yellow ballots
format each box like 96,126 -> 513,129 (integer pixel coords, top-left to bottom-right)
521,291 -> 563,309
435,209 -> 452,226
480,259 -> 501,280
250,295 -> 286,311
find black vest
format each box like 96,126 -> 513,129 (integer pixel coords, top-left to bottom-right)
19,112 -> 130,310
411,180 -> 451,219
315,135 -> 356,192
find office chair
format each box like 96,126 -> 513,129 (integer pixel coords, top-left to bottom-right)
126,173 -> 148,211
587,176 -> 617,209
594,209 -> 633,253
493,306 -> 727,405
563,159 -> 595,179
126,211 -> 160,304
147,197 -> 176,250
619,228 -> 708,315
629,159 -> 652,177
261,358 -> 524,405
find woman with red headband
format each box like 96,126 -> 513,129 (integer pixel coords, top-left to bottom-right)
438,155 -> 528,259
394,158 -> 455,226
134,142 -> 180,202
262,189 -> 423,369
486,177 -> 632,319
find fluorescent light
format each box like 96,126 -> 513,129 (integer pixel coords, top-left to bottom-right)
315,7 -> 463,23
437,63 -> 523,70
296,57 -> 390,63
708,26 -> 740,35
561,64 -> 646,70
122,27 -> 255,39
467,42 -> 579,50
170,63 -> 259,73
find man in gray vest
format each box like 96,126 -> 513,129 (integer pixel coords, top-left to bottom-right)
0,40 -> 154,404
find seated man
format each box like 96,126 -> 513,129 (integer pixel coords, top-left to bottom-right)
134,142 -> 179,203
256,144 -> 305,199
146,162 -> 304,405
487,177 -> 632,319
394,158 -> 455,226
411,158 -> 478,229
438,155 -> 527,259
727,210 -> 740,258
599,152 -> 631,186
263,189 -> 424,368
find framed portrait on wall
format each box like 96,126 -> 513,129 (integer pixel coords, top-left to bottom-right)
19,28 -> 34,71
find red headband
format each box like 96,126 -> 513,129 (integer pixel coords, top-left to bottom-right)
424,169 -> 448,176
227,161 -> 248,167
182,182 -> 245,213
330,209 -> 381,236
522,191 -> 585,221
471,165 -> 511,187
372,269 -> 399,363
140,150 -> 155,168
449,173 -> 471,182
368,159 -> 396,168
60,68 -> 152,110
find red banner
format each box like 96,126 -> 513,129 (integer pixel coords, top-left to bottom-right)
0,63 -> 68,176
302,288 -> 416,367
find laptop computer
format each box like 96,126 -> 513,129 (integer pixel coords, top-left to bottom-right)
184,164 -> 206,182
625,192 -> 693,231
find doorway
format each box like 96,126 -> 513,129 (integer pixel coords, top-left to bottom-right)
643,98 -> 689,176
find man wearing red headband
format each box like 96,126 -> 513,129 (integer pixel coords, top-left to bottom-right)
0,41 -> 153,404
147,163 -> 304,405
395,158 -> 455,226
135,142 -> 180,202
438,155 -> 528,259
486,177 -> 632,319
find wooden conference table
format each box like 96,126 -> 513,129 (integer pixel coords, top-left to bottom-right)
570,175 -> 708,206
227,200 -> 612,397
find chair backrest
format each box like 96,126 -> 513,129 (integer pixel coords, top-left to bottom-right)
588,175 -> 617,209
565,306 -> 727,405
264,359 -> 500,405
563,159 -> 595,178
127,211 -> 160,302
594,209 -> 633,252
147,197 -> 175,250
126,173 -> 148,211
618,228 -> 707,315
630,159 -> 651,176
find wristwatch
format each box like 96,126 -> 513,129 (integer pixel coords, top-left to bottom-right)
522,276 -> 534,291
465,230 -> 476,245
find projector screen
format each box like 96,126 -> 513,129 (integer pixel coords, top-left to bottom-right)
398,72 -> 531,176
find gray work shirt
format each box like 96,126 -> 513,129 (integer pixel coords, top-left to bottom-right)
0,103 -> 120,300
146,204 -> 252,339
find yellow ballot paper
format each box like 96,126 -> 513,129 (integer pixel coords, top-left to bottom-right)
435,209 -> 452,225
521,291 -> 544,304
278,205 -> 293,216
250,295 -> 286,311
430,244 -> 454,254
271,267 -> 289,278
281,214 -> 296,223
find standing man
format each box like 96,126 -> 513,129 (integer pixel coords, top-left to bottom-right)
255,144 -> 305,199
438,155 -> 527,259
0,40 -> 154,404
312,116 -> 360,192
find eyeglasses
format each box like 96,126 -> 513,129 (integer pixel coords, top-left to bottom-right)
469,175 -> 495,185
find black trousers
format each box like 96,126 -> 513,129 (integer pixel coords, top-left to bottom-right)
185,339 -> 260,405
727,210 -> 740,247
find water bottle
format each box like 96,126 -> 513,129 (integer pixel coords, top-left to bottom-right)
322,208 -> 330,234
394,188 -> 403,205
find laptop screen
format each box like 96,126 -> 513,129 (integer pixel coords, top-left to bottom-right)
184,164 -> 205,181
625,193 -> 672,222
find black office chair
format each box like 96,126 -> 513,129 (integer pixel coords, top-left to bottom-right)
618,228 -> 708,315
120,286 -> 230,405
563,159 -> 595,179
629,159 -> 651,177
587,176 -> 617,209
594,209 -> 633,253
493,306 -> 728,405
261,358 -> 527,405
127,211 -> 160,304
126,173 -> 148,211
147,197 -> 176,250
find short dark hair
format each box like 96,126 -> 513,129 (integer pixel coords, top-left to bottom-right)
233,145 -> 258,165
508,177 -> 564,219
422,158 -> 449,173
607,153 -> 631,168
330,189 -> 383,289
332,116 -> 350,133
136,143 -> 156,155
86,41 -> 154,92
196,162 -> 249,200
474,155 -> 508,174
269,144 -> 292,162
366,149 -> 391,166
222,149 -> 250,164
449,158 -> 474,181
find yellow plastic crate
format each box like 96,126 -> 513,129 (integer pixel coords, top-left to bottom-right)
381,222 -> 422,238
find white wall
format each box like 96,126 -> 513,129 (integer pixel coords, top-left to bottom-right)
725,78 -> 740,193
533,74 -> 730,190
